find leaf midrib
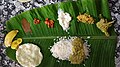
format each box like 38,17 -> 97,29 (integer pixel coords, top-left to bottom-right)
18,36 -> 117,40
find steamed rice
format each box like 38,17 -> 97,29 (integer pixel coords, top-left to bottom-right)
50,39 -> 73,60
50,37 -> 90,64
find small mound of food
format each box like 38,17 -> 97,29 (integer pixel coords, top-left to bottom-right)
45,18 -> 54,28
16,43 -> 43,67
77,13 -> 94,24
50,37 -> 90,64
34,18 -> 40,24
96,18 -> 114,36
57,9 -> 72,31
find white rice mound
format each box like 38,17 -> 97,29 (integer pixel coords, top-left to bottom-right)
50,37 -> 90,61
16,43 -> 43,67
50,39 -> 73,60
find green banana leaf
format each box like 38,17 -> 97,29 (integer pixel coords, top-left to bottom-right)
5,0 -> 117,67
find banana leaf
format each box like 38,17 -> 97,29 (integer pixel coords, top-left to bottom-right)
5,0 -> 117,67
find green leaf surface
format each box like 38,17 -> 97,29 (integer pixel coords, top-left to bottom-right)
5,0 -> 116,67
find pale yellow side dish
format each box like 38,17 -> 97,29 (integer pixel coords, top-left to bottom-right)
77,13 -> 94,24
16,43 -> 43,67
96,18 -> 114,36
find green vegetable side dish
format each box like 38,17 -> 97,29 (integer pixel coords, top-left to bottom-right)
5,0 -> 116,67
